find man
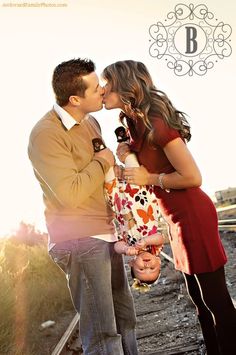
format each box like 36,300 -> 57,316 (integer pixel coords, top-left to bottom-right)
28,58 -> 138,355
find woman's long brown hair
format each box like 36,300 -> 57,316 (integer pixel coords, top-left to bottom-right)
102,60 -> 191,143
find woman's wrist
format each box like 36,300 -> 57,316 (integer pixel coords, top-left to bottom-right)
148,172 -> 166,186
158,173 -> 166,189
147,173 -> 157,185
159,173 -> 170,192
146,172 -> 171,193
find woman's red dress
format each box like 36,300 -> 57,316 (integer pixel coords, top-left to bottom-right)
127,116 -> 227,274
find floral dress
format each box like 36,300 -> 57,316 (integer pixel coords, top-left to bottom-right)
105,178 -> 160,246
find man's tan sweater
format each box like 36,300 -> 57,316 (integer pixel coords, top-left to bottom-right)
28,109 -> 114,243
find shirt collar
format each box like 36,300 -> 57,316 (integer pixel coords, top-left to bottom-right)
53,103 -> 81,130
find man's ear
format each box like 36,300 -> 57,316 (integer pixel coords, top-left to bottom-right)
69,95 -> 80,106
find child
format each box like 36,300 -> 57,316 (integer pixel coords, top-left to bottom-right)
114,233 -> 164,293
93,128 -> 166,292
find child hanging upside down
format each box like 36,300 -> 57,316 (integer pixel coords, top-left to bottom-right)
92,127 -> 167,292
114,233 -> 164,293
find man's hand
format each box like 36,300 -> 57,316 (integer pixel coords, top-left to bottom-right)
95,148 -> 115,167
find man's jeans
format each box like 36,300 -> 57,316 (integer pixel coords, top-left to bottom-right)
49,237 -> 138,355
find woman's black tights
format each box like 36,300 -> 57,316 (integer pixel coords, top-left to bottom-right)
183,267 -> 236,355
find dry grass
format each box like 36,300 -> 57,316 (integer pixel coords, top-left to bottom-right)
0,237 -> 74,355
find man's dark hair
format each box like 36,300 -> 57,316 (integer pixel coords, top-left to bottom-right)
52,58 -> 95,106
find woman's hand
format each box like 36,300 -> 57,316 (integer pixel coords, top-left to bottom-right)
116,142 -> 131,163
124,165 -> 151,186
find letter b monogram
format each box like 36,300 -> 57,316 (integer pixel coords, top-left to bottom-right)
174,24 -> 206,57
185,26 -> 197,54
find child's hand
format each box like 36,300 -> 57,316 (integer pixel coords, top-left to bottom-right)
135,239 -> 146,250
125,246 -> 139,256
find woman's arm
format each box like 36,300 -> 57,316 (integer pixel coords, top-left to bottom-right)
124,138 -> 202,189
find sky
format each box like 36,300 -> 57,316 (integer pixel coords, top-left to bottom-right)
0,0 -> 235,235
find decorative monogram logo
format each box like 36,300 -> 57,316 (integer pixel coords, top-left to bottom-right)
149,3 -> 232,76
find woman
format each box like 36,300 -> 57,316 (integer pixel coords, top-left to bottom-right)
102,60 -> 236,355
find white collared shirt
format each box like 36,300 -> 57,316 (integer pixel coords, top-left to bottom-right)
54,102 -> 83,130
